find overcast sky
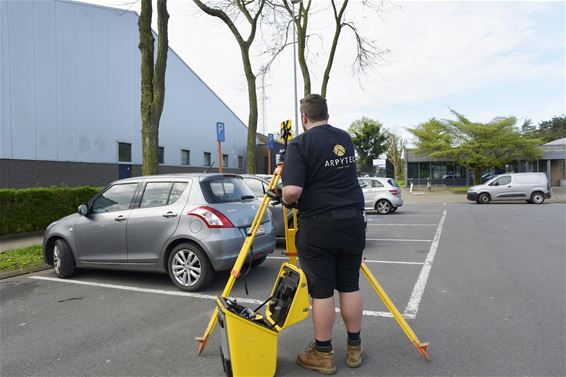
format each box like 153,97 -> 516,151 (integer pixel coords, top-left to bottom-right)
83,0 -> 565,142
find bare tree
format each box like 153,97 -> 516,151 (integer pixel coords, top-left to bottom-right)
274,0 -> 384,97
139,0 -> 169,175
192,0 -> 267,174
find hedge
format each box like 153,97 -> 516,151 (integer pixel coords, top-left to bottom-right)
0,187 -> 101,236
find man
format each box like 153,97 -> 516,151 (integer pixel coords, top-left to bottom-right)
281,94 -> 366,375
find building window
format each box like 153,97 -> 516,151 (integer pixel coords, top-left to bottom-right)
118,143 -> 131,162
204,152 -> 211,166
181,150 -> 190,165
222,154 -> 229,167
158,147 -> 164,164
238,156 -> 243,169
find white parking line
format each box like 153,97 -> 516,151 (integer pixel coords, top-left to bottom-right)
366,238 -> 432,242
28,276 -> 400,319
366,224 -> 437,226
364,259 -> 424,265
29,276 -> 265,305
268,256 -> 424,265
404,210 -> 447,318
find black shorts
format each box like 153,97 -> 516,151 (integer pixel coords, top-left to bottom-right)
296,210 -> 366,299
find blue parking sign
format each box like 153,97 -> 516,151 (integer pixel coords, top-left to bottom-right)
268,133 -> 274,149
216,122 -> 225,142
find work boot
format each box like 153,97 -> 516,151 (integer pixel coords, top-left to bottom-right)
346,344 -> 364,368
296,343 -> 337,375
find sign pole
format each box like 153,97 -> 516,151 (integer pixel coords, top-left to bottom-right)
268,149 -> 272,175
216,122 -> 225,174
267,133 -> 275,175
218,141 -> 222,173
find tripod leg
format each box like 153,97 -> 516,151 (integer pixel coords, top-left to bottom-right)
196,172 -> 282,354
361,262 -> 431,361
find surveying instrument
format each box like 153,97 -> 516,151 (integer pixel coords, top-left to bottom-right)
196,120 -> 430,376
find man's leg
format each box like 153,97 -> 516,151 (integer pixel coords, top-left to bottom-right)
338,291 -> 362,332
312,297 -> 336,341
297,296 -> 337,375
339,290 -> 364,368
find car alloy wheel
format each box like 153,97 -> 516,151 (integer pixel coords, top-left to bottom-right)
376,199 -> 392,214
53,244 -> 61,275
171,249 -> 202,287
53,239 -> 75,278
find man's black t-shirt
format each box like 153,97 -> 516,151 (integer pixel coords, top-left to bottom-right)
281,124 -> 364,218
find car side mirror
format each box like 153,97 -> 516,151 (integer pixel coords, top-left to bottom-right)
78,204 -> 88,216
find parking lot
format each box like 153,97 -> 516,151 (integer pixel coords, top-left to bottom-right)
1,202 -> 565,376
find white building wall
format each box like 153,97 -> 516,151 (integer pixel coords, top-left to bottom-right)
0,0 -> 248,168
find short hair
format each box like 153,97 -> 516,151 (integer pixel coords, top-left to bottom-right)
300,94 -> 329,122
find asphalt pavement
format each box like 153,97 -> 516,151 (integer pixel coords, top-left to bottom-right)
1,201 -> 565,376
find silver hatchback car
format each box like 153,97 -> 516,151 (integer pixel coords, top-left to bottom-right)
358,177 -> 404,214
43,174 -> 276,291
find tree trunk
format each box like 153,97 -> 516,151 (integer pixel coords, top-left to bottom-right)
472,167 -> 481,186
321,0 -> 348,97
242,45 -> 258,174
297,26 -> 311,96
139,0 -> 158,176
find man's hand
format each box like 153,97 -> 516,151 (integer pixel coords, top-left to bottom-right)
266,187 -> 298,209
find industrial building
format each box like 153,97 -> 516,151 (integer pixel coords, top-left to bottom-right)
1,0 -> 250,188
404,138 -> 566,187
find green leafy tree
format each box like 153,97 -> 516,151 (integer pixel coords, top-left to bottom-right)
348,117 -> 387,173
385,130 -> 405,180
408,110 -> 543,184
537,115 -> 566,143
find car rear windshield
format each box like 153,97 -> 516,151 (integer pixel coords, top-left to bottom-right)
200,176 -> 255,203
387,179 -> 400,188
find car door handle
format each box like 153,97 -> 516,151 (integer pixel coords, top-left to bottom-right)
114,215 -> 127,222
162,212 -> 178,218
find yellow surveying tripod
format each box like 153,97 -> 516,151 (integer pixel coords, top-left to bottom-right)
196,155 -> 430,363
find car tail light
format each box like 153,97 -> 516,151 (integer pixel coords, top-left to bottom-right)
188,206 -> 234,228
389,189 -> 398,196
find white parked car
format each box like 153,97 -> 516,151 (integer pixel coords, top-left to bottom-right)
358,177 -> 404,214
466,172 -> 551,204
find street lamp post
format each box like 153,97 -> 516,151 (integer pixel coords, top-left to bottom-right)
291,0 -> 301,136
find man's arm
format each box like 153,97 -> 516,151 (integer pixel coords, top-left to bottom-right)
283,185 -> 303,204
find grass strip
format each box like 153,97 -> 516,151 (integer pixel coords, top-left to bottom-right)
0,245 -> 46,273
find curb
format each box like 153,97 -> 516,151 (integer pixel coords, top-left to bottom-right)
0,231 -> 44,241
0,265 -> 51,280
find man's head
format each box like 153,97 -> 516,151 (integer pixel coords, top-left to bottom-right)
300,94 -> 329,131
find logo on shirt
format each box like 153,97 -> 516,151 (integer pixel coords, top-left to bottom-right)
333,144 -> 346,157
325,144 -> 355,168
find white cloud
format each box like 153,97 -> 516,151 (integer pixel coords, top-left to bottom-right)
81,0 -> 564,139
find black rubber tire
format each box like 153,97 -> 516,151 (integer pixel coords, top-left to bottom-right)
390,207 -> 398,213
478,193 -> 491,204
530,191 -> 545,204
53,239 -> 75,278
375,199 -> 392,214
251,255 -> 267,268
168,243 -> 214,292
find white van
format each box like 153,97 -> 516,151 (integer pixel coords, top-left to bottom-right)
466,173 -> 551,204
